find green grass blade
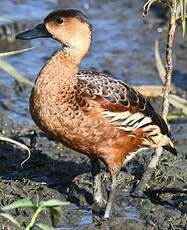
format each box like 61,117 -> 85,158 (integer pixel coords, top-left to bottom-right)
169,94 -> 187,115
1,199 -> 34,211
180,0 -> 186,37
155,40 -> 165,83
0,47 -> 35,57
0,59 -> 33,86
35,223 -> 55,230
40,199 -> 69,208
0,213 -> 21,227
167,113 -> 183,120
0,17 -> 12,22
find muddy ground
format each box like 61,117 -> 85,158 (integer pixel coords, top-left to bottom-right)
0,109 -> 187,230
0,0 -> 187,229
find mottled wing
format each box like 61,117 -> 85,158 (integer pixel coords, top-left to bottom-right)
77,70 -> 176,154
77,70 -> 168,133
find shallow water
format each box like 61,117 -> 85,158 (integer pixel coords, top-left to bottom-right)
0,0 -> 187,229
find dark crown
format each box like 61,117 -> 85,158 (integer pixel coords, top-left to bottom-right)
44,9 -> 92,32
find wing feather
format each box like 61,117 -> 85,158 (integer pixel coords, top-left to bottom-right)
77,70 -> 170,136
77,70 -> 177,155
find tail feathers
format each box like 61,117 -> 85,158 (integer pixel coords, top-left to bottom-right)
163,138 -> 177,156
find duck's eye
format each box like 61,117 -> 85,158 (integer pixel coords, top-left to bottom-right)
55,17 -> 64,25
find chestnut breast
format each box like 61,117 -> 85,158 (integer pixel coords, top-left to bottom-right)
30,78 -> 127,157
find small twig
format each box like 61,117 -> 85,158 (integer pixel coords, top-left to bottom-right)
0,136 -> 31,167
162,0 -> 177,122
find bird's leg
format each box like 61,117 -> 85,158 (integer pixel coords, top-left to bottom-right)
104,175 -> 117,218
90,157 -> 103,205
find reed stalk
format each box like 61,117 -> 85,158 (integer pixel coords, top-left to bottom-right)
133,0 -> 186,195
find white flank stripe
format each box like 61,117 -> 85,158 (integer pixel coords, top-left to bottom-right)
142,124 -> 160,132
102,111 -> 131,121
103,111 -> 163,145
118,126 -> 134,131
111,111 -> 131,122
136,116 -> 152,128
121,113 -> 144,127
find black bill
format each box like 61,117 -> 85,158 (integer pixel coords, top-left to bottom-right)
16,23 -> 52,40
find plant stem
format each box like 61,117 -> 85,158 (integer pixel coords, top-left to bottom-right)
25,207 -> 43,230
133,0 -> 178,196
0,59 -> 33,86
162,0 -> 177,121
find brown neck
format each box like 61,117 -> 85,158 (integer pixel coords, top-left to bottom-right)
37,49 -> 80,89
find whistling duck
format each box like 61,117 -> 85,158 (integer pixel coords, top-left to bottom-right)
16,9 -> 177,218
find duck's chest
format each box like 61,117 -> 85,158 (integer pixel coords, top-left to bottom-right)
30,79 -> 83,140
30,85 -> 112,155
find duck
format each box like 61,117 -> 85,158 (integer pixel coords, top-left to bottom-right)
16,9 -> 177,218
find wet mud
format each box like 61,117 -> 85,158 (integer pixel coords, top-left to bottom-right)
0,0 -> 187,229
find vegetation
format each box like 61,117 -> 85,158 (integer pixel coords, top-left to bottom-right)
134,0 -> 187,195
144,0 -> 187,121
0,48 -> 34,166
0,198 -> 69,230
0,14 -> 34,160
0,48 -> 34,86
